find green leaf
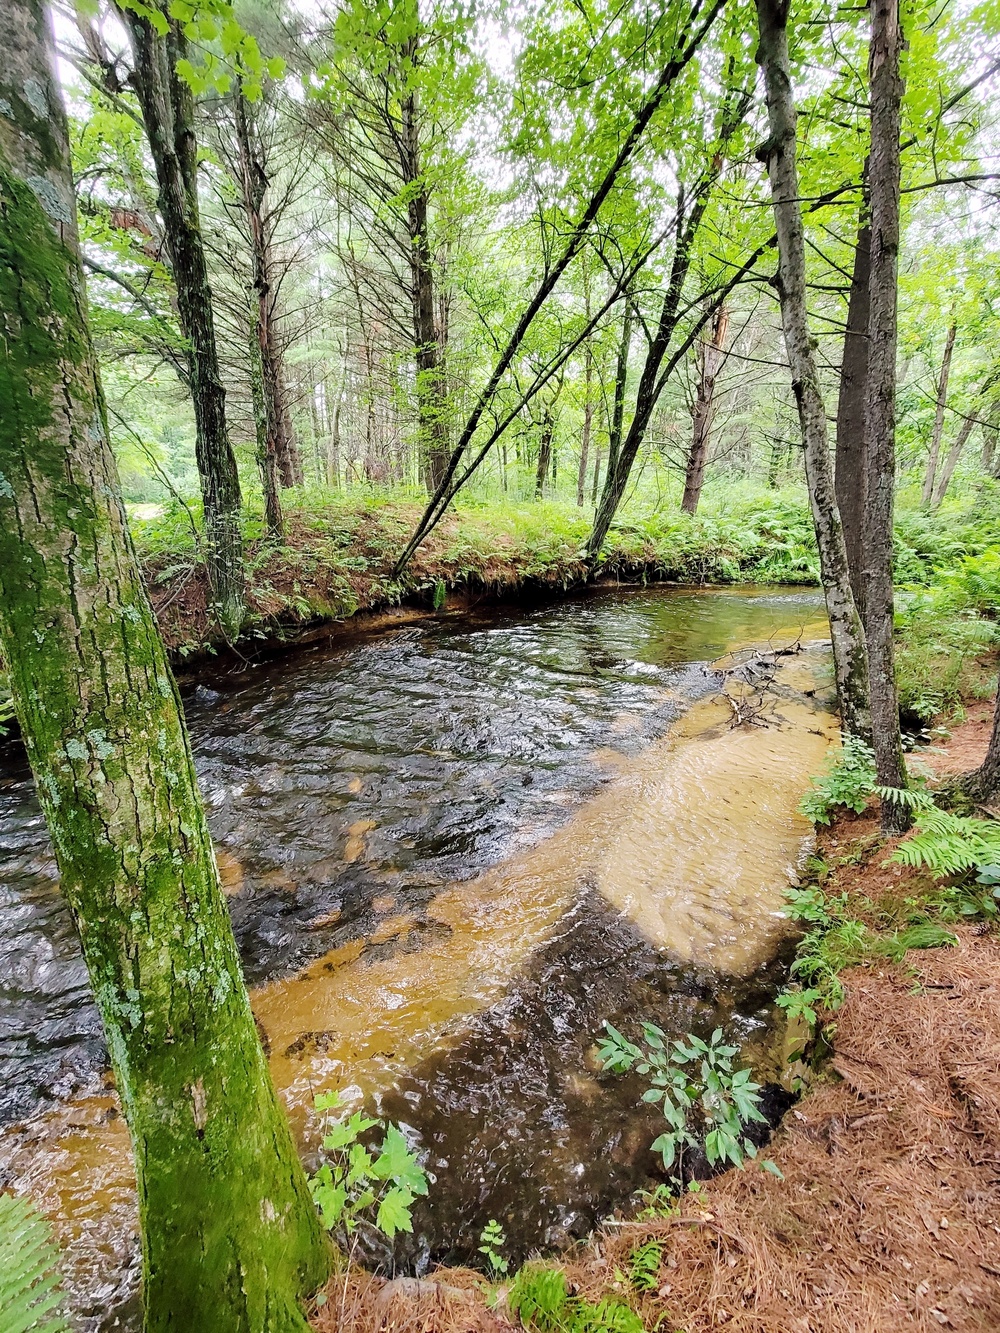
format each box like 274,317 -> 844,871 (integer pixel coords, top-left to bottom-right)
376,1186 -> 416,1238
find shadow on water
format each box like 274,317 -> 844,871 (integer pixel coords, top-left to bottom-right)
0,584 -> 831,1326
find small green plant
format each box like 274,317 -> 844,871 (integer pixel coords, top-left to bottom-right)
778,876 -> 958,1019
0,1192 -> 69,1333
508,1264 -> 644,1333
799,735 -> 876,825
308,1091 -> 428,1241
627,1238 -> 664,1292
597,1023 -> 775,1178
478,1218 -> 509,1277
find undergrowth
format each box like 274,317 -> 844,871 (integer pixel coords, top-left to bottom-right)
0,1192 -> 68,1333
508,1263 -> 645,1333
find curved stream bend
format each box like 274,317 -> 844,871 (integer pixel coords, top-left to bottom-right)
0,586 -> 832,1325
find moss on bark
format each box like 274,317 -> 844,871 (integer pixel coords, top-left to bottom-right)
0,23 -> 329,1323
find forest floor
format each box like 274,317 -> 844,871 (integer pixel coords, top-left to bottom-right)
311,704 -> 1000,1333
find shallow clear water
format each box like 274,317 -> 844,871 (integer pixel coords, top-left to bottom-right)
0,583 -> 829,1326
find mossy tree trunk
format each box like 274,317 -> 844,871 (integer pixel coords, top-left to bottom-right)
755,0 -> 871,741
118,3 -> 245,638
0,5 -> 329,1328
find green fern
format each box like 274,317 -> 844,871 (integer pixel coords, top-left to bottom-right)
628,1239 -> 664,1292
0,1193 -> 68,1333
508,1264 -> 645,1333
878,788 -> 1000,877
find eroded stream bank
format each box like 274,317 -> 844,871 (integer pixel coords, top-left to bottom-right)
0,586 -> 833,1328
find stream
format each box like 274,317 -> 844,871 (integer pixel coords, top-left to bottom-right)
0,584 -> 833,1328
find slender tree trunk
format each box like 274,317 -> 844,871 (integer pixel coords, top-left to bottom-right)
120,5 -> 245,636
577,342 -> 594,506
863,0 -> 909,830
535,411 -> 554,497
931,413 -> 976,508
606,298 -> 634,485
754,0 -> 871,740
921,321 -> 957,505
391,2 -> 725,576
0,5 -> 329,1327
834,179 -> 871,607
232,83 -> 299,494
682,302 -> 729,514
234,88 -> 285,540
591,444 -> 602,505
587,92 -> 748,560
248,295 -> 284,538
400,80 -> 449,491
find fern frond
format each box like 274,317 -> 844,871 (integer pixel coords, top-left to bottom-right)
0,1193 -> 68,1333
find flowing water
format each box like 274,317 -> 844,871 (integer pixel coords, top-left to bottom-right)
0,584 -> 833,1327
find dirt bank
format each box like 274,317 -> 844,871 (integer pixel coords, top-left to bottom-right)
313,721 -> 1000,1333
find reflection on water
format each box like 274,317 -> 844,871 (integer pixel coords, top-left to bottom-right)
0,584 -> 829,1326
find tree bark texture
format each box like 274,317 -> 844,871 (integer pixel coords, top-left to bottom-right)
754,0 -> 871,740
834,187 -> 871,607
576,344 -> 594,505
119,5 -> 245,637
234,86 -> 285,539
400,81 -> 449,492
681,302 -> 729,514
863,0 -> 909,829
535,410 -> 555,497
0,5 -> 330,1329
921,321 -> 957,505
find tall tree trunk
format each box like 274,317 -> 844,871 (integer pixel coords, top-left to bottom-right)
931,412 -> 976,508
400,80 -> 449,491
606,297 -> 634,485
834,179 -> 871,607
535,410 -> 555,497
119,5 -> 245,637
591,444 -> 602,504
754,0 -> 871,740
0,5 -> 329,1327
234,85 -> 285,539
921,321 -> 957,505
863,0 -> 909,830
681,302 -> 729,514
578,341 -> 594,506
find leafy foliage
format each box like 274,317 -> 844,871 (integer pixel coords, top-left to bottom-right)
880,788 -> 1000,877
308,1092 -> 428,1241
0,1193 -> 68,1333
478,1219 -> 509,1277
799,736 -> 877,825
508,1264 -> 644,1333
597,1023 -> 770,1177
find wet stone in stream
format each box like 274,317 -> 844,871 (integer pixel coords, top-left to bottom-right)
0,584 -> 830,1327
